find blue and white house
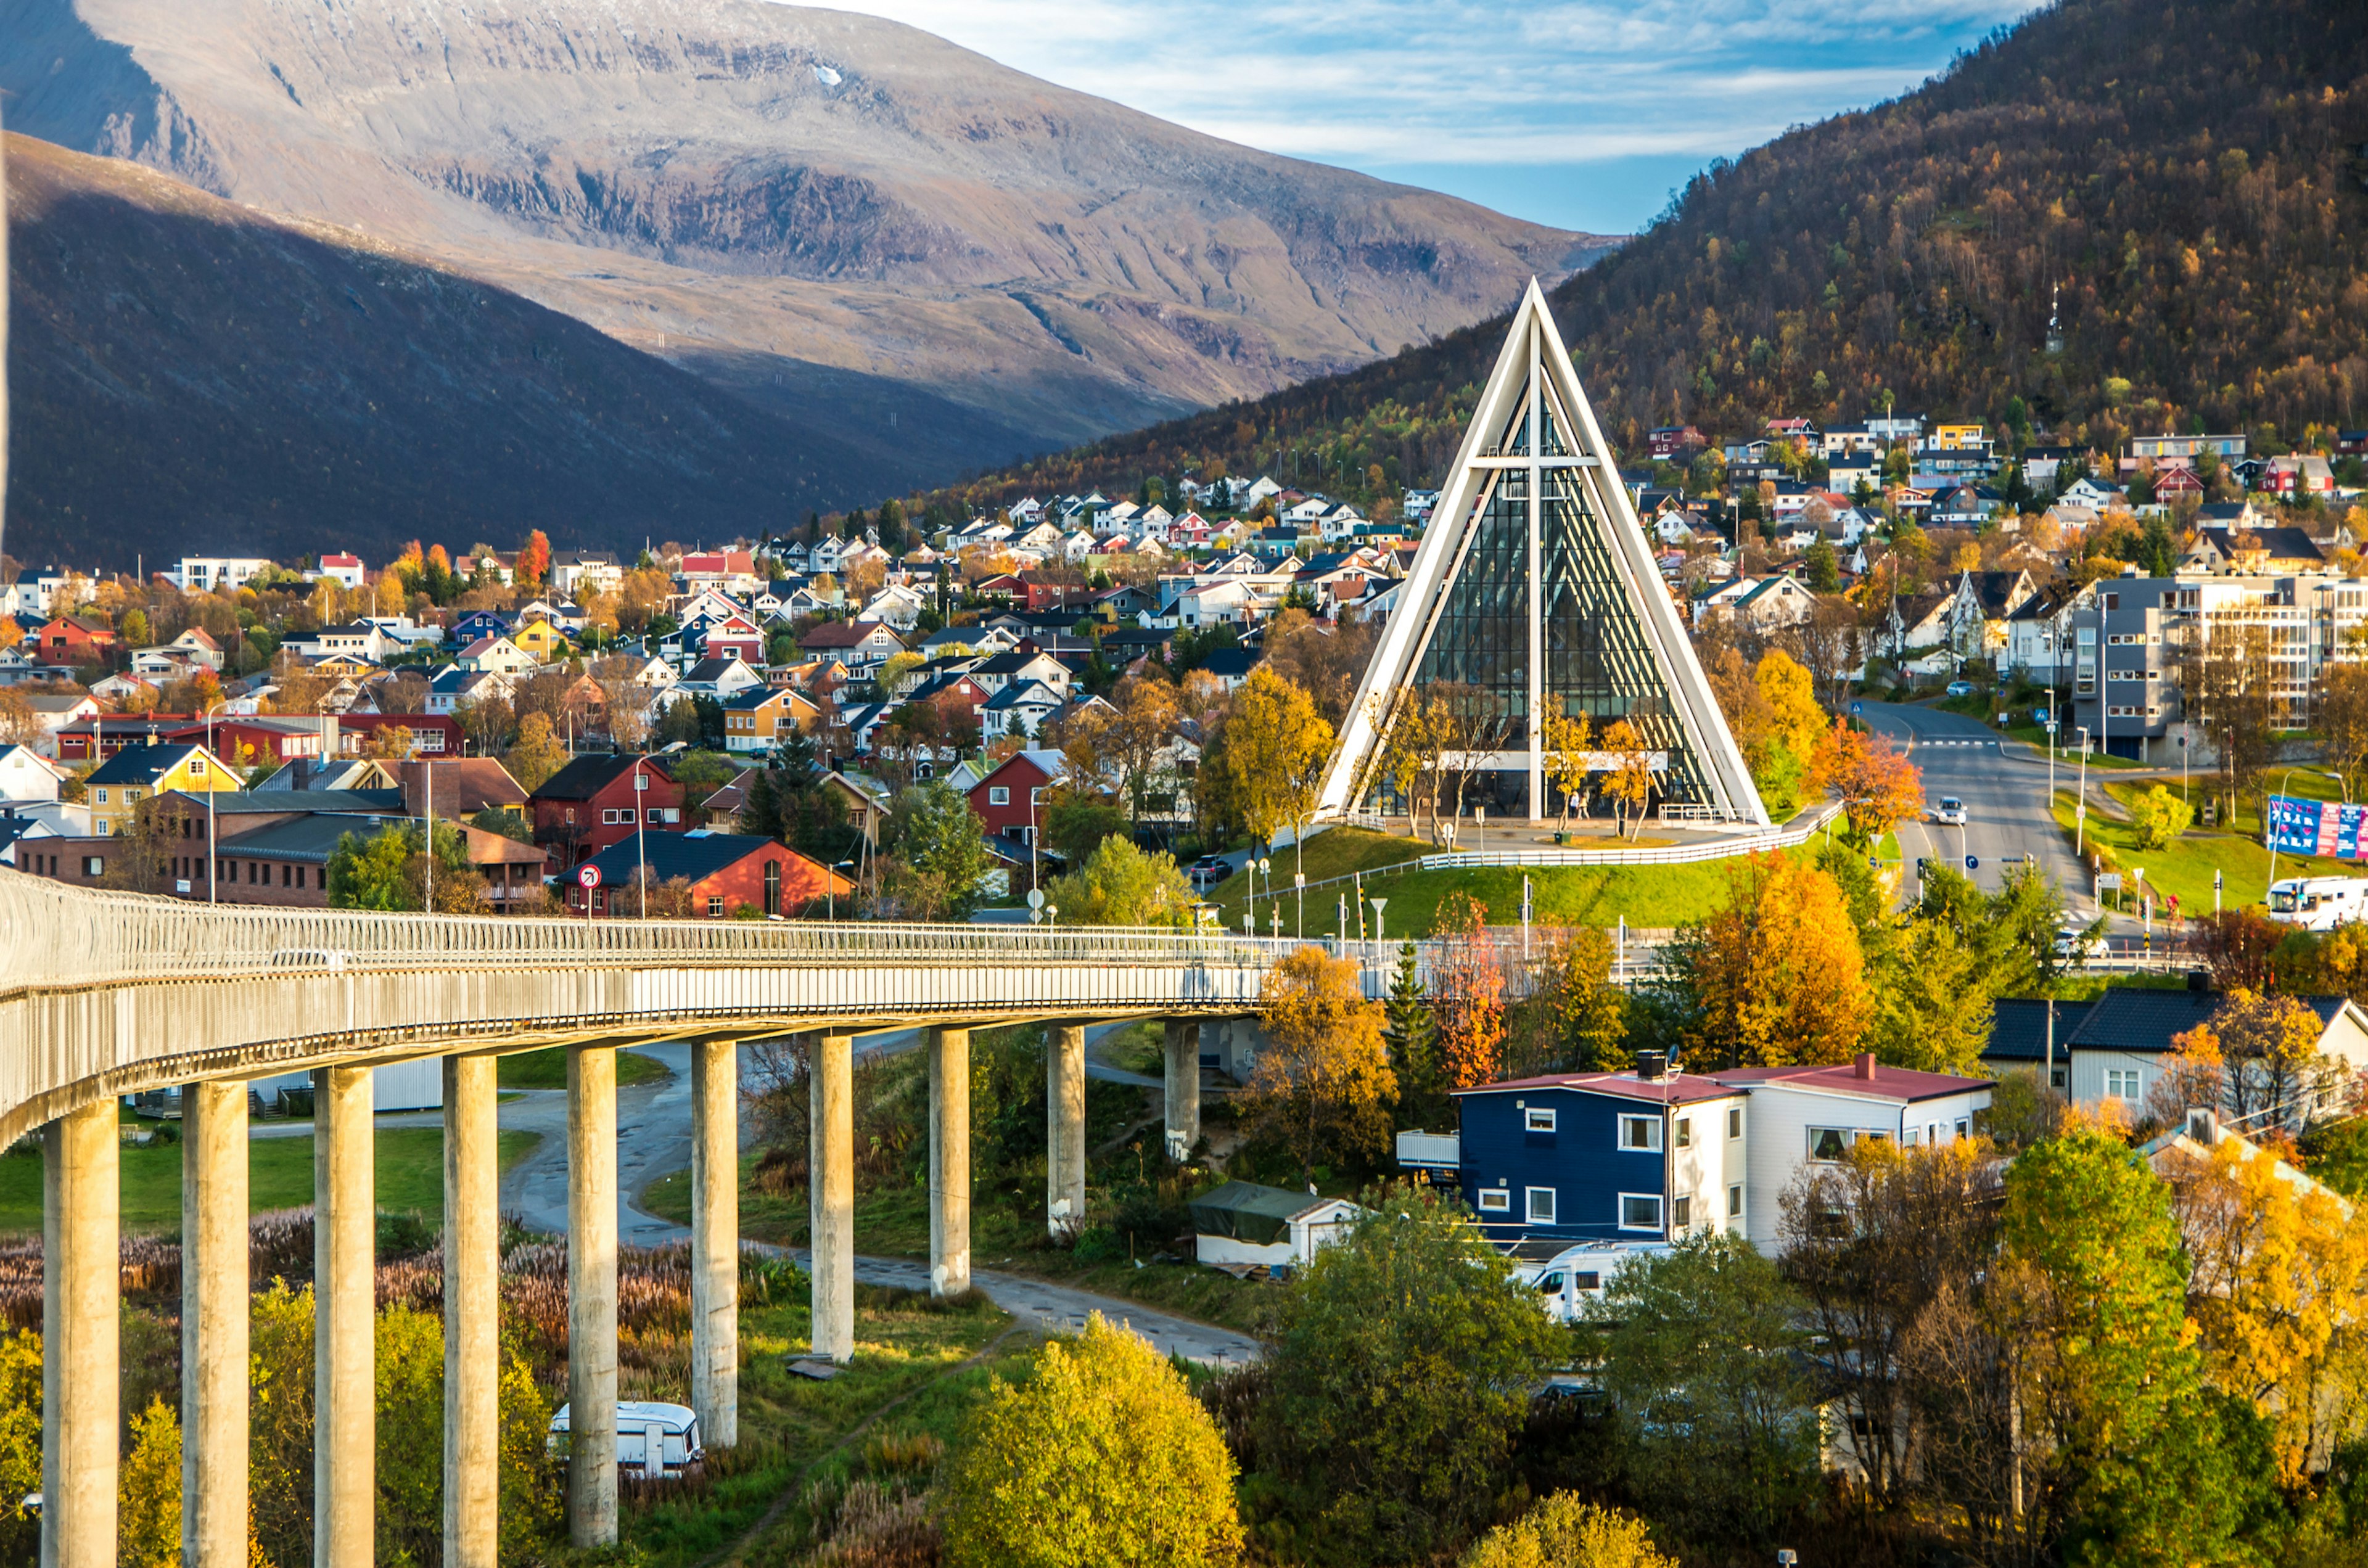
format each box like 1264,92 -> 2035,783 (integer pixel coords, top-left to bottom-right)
1444,1054 -> 1996,1256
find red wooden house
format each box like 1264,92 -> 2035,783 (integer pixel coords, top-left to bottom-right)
37,617 -> 120,664
530,753 -> 686,869
964,749 -> 1070,844
564,832 -> 851,918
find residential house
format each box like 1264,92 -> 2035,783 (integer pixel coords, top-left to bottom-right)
335,714 -> 462,757
426,665 -> 517,718
2058,985 -> 2368,1129
722,686 -> 821,753
563,831 -> 849,919
2181,525 -> 2331,577
2266,454 -> 2337,499
84,743 -> 243,835
2123,433 -> 2247,474
0,745 -> 67,802
981,679 -> 1064,740
529,755 -> 687,869
1948,570 -> 2038,664
799,620 -> 906,675
447,610 -> 512,647
509,618 -> 573,663
551,552 -> 623,598
23,694 -> 101,758
310,552 -> 369,589
167,557 -> 276,593
35,616 -> 118,666
673,657 -> 765,701
966,750 -> 1069,845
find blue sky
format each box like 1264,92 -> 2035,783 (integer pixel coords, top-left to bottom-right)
815,0 -> 2041,234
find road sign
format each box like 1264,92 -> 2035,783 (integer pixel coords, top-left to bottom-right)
1027,888 -> 1045,911
2097,872 -> 2123,892
2044,720 -> 2058,734
1850,702 -> 1864,717
1965,855 -> 1979,871
577,864 -> 602,890
2214,870 -> 2224,891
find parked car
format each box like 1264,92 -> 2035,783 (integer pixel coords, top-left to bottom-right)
2054,926 -> 2108,961
1946,679 -> 1976,697
1187,854 -> 1230,889
1931,797 -> 1967,826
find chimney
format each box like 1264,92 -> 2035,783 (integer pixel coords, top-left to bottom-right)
2187,967 -> 2212,992
1854,1053 -> 1877,1081
1634,1049 -> 1668,1082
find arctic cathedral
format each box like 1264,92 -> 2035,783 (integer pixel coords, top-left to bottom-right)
1317,282 -> 1769,826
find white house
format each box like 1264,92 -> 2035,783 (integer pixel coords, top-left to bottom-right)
168,557 -> 276,593
1187,1181 -> 1365,1271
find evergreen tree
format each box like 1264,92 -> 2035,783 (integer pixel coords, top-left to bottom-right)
1385,939 -> 1445,1128
738,768 -> 783,842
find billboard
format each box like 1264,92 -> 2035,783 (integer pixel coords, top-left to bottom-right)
2266,794 -> 2368,860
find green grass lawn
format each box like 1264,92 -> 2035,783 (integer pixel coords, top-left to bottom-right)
2046,784 -> 2356,916
1198,824 -> 1424,918
1273,850 -> 1819,939
617,1278 -> 1029,1566
0,1127 -> 541,1236
643,1153 -> 1281,1338
498,1045 -> 672,1090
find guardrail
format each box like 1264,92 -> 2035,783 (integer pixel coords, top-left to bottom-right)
0,876 -> 1311,990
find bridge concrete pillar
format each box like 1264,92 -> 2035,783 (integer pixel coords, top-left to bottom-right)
183,1080 -> 249,1568
1163,1020 -> 1201,1161
443,1054 -> 500,1568
810,1032 -> 855,1362
1047,1022 -> 1087,1236
690,1038 -> 739,1448
927,1026 -> 970,1297
41,1101 -> 117,1568
314,1064 -> 376,1568
567,1044 -> 620,1547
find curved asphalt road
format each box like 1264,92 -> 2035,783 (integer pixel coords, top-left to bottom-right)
1858,700 -> 2092,911
488,1027 -> 1255,1364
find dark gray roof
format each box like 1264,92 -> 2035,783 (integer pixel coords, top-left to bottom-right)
1199,648 -> 1258,678
168,787 -> 406,817
580,831 -> 781,885
1982,998 -> 2095,1063
2063,987 -> 2351,1056
220,813 -> 405,863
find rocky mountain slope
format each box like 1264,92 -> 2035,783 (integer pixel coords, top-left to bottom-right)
3,0 -> 1614,490
921,0 -> 2368,515
2,134 -> 870,567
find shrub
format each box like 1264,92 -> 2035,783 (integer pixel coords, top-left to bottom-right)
1458,1495 -> 1673,1568
2129,785 -> 2193,850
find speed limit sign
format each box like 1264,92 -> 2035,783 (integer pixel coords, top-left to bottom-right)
577,864 -> 602,890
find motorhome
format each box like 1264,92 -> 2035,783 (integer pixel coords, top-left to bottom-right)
549,1401 -> 705,1477
1514,1241 -> 1672,1323
2266,876 -> 2368,930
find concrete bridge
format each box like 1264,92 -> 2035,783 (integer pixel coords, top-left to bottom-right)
4,877 -> 1311,1567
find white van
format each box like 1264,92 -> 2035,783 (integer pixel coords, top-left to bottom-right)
2266,876 -> 2368,931
1514,1241 -> 1672,1323
548,1401 -> 704,1477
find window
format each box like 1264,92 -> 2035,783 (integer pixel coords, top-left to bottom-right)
620,808 -> 637,825
601,809 -> 619,825
94,787 -> 109,805
1675,1117 -> 1692,1149
1618,1115 -> 1663,1152
1030,786 -> 1045,806
1955,1119 -> 1970,1140
2106,1068 -> 2141,1102
1727,1107 -> 1743,1140
1572,1270 -> 1601,1292
281,864 -> 292,887
83,856 -> 104,877
1525,1187 -> 1556,1225
1523,1107 -> 1556,1133
2051,1068 -> 2068,1090
1807,1127 -> 1852,1162
1728,1184 -> 1744,1218
1672,1196 -> 1693,1231
97,821 -> 111,837
1619,1194 -> 1664,1231
763,861 -> 782,916
1904,1127 -> 1920,1147
989,786 -> 1010,806
1477,1188 -> 1511,1214
706,897 -> 725,917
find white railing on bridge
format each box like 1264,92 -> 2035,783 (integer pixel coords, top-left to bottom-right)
0,876 -> 1311,989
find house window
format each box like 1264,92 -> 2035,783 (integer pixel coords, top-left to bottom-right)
1477,1188 -> 1511,1214
593,891 -> 606,913
1525,1187 -> 1556,1225
1807,1127 -> 1853,1162
281,864 -> 292,887
97,821 -> 112,837
2105,1068 -> 2142,1102
1727,1107 -> 1743,1140
1672,1196 -> 1692,1231
989,786 -> 1010,805
1955,1119 -> 1970,1139
1618,1115 -> 1663,1152
1675,1117 -> 1692,1149
94,788 -> 109,805
1728,1184 -> 1745,1218
763,861 -> 782,916
2051,1068 -> 2068,1090
1619,1194 -> 1664,1231
83,857 -> 104,877
707,897 -> 725,917
1523,1107 -> 1555,1133
1030,786 -> 1045,806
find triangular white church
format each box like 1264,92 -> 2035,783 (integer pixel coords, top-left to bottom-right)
1317,281 -> 1767,826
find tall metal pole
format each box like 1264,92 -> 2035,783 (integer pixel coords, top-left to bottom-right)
635,758 -> 648,919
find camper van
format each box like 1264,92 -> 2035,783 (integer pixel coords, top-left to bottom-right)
1515,1242 -> 1672,1324
548,1401 -> 704,1478
2266,876 -> 2368,931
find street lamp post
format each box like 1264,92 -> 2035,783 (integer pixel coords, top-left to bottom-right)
202,698 -> 232,905
2074,726 -> 2090,858
634,759 -> 650,919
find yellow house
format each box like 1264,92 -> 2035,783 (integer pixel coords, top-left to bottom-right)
722,687 -> 820,753
512,618 -> 573,661
84,743 -> 243,835
1929,422 -> 1989,452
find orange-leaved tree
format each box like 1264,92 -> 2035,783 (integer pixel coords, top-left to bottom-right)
1251,946 -> 1398,1180
1671,852 -> 1870,1068
1807,720 -> 1923,846
1431,890 -> 1506,1088
518,528 -> 552,588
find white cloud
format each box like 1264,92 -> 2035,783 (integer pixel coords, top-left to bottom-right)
789,0 -> 2038,225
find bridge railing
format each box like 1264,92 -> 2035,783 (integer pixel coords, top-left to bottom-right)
0,876 -> 1310,989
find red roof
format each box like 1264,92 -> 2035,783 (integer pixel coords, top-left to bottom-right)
1452,1071 -> 1741,1106
1706,1061 -> 1991,1102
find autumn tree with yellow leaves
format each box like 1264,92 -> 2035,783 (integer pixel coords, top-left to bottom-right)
1251,945 -> 1399,1180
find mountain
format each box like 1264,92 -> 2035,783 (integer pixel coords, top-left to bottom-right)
916,0 -> 2368,515
1,133 -> 872,568
2,0 -> 1616,496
